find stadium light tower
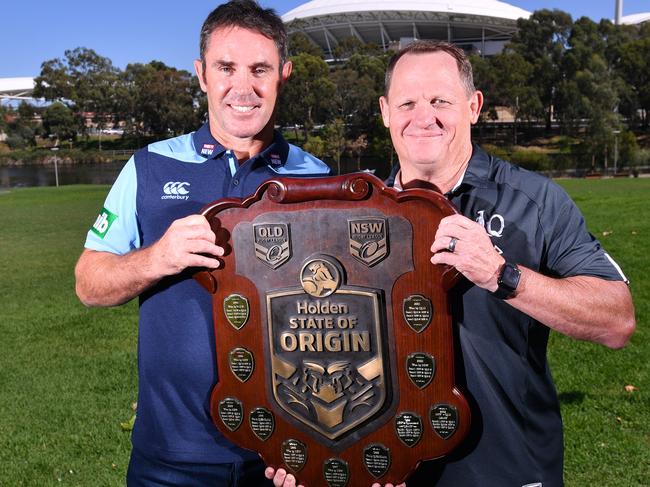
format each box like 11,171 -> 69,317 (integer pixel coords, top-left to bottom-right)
615,0 -> 623,25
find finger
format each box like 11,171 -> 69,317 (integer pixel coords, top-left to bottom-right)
283,473 -> 297,487
183,240 -> 225,258
439,214 -> 477,229
431,235 -> 460,254
273,468 -> 287,487
265,467 -> 275,480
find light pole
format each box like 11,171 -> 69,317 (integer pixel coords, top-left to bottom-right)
613,130 -> 620,176
51,147 -> 60,187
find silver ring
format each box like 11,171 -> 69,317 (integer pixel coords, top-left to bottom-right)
447,237 -> 458,253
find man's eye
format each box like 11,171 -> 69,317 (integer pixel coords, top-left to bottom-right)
400,101 -> 414,109
432,98 -> 450,106
253,68 -> 268,76
219,66 -> 233,74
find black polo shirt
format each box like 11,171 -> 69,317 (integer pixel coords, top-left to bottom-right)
389,145 -> 626,487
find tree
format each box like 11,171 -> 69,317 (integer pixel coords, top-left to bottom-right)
288,32 -> 323,57
615,37 -> 650,128
509,9 -> 573,130
488,51 -> 542,144
42,102 -> 80,144
347,134 -> 368,171
322,119 -> 347,174
277,53 -> 335,140
34,48 -> 122,143
121,61 -> 199,137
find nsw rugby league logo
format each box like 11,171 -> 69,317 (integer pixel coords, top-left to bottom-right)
348,218 -> 389,267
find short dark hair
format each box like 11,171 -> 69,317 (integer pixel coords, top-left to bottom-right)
384,40 -> 476,98
199,0 -> 288,71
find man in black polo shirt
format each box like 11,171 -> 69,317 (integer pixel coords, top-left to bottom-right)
372,41 -> 636,487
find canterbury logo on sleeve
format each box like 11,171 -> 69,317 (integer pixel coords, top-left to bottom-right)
91,207 -> 118,239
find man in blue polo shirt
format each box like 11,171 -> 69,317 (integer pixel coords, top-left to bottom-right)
370,40 -> 636,487
74,1 -> 329,485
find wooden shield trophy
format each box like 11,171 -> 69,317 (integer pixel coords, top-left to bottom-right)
194,173 -> 470,486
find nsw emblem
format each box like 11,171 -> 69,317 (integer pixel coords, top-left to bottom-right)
348,218 -> 389,267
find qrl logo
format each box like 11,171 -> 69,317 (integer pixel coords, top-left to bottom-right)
163,181 -> 190,195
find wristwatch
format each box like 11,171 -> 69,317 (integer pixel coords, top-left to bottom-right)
492,261 -> 521,299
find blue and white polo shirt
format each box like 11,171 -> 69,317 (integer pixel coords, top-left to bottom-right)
85,123 -> 330,463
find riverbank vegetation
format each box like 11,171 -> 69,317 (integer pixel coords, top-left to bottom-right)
2,9 -> 650,176
0,180 -> 647,485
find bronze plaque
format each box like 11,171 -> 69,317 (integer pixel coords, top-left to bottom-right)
195,173 -> 470,486
406,352 -> 436,389
395,412 -> 423,447
403,294 -> 433,333
363,444 -> 391,479
224,294 -> 250,330
250,407 -> 275,441
218,397 -> 243,432
282,439 -> 308,472
430,404 -> 459,440
323,458 -> 349,487
228,347 -> 254,383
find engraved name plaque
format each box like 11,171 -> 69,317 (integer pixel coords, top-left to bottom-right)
195,173 -> 470,486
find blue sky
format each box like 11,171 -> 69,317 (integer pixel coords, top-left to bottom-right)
1,0 -> 647,78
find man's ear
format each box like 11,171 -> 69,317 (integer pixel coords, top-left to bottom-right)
280,60 -> 293,86
379,96 -> 390,128
469,90 -> 484,124
194,59 -> 208,93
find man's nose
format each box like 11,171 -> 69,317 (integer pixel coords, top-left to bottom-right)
230,71 -> 254,94
413,102 -> 437,127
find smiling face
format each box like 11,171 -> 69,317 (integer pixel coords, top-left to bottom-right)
194,26 -> 291,153
379,51 -> 482,184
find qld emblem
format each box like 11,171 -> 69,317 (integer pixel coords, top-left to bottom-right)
254,223 -> 291,269
348,218 -> 388,267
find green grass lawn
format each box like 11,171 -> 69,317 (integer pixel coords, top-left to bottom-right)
0,180 -> 648,486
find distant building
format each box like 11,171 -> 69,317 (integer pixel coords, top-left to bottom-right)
621,12 -> 650,25
0,77 -> 36,103
282,0 -> 531,59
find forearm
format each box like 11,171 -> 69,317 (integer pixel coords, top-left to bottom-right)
510,268 -> 635,349
75,248 -> 162,307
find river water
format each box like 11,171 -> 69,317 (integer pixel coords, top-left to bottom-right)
0,161 -> 125,188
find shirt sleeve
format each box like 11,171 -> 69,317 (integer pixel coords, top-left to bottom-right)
84,157 -> 140,255
543,183 -> 628,283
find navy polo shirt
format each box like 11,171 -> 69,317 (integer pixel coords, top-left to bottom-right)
389,145 -> 627,487
85,123 -> 330,463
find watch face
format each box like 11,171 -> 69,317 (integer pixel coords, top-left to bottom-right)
500,263 -> 521,291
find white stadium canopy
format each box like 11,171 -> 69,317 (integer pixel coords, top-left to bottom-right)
282,0 -> 531,58
0,77 -> 36,101
621,12 -> 650,25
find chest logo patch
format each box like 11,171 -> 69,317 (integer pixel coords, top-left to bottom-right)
476,210 -> 505,237
162,181 -> 190,200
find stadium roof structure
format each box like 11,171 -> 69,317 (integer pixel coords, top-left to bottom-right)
0,77 -> 35,102
282,0 -> 532,58
621,12 -> 650,25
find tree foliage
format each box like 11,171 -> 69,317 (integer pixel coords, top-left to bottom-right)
20,9 -> 650,174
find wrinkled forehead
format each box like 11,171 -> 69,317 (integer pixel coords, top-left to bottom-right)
204,25 -> 281,64
388,52 -> 463,96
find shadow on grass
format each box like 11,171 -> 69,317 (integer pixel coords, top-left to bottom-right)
558,391 -> 586,405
